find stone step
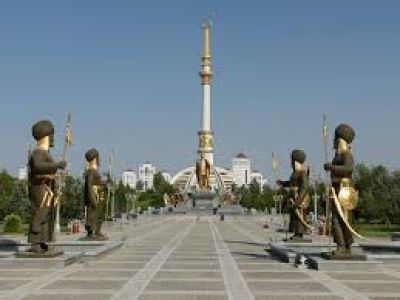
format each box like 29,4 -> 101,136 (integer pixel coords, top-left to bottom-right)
0,252 -> 82,269
391,232 -> 400,241
306,256 -> 382,271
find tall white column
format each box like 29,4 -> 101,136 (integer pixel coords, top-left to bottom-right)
198,21 -> 214,166
202,84 -> 211,131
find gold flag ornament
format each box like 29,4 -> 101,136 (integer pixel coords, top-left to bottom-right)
272,151 -> 278,178
64,113 -> 73,149
322,113 -> 328,142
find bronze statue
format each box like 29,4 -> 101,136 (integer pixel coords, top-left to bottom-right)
324,124 -> 360,255
277,150 -> 311,241
27,120 -> 66,254
196,154 -> 211,190
84,148 -> 106,240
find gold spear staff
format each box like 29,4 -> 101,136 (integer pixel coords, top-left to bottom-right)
322,113 -> 332,252
105,151 -> 114,221
54,113 -> 73,235
272,151 -> 279,212
63,113 -> 73,163
272,151 -> 286,237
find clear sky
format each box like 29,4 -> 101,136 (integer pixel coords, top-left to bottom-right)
0,0 -> 399,179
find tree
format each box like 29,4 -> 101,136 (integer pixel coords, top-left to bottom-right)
261,185 -> 274,213
9,180 -> 30,223
238,185 -> 251,209
353,163 -> 398,224
249,178 -> 261,195
153,172 -> 173,195
60,175 -> 84,223
135,180 -> 144,191
390,171 -> 400,223
114,182 -> 134,215
136,191 -> 150,211
238,179 -> 274,212
0,170 -> 16,220
134,173 -> 174,211
0,171 -> 30,222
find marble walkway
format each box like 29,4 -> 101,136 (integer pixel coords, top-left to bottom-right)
0,216 -> 399,300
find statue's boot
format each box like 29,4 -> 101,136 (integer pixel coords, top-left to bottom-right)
87,228 -> 94,238
39,243 -> 49,252
99,232 -> 107,238
28,243 -> 44,253
335,245 -> 347,255
95,232 -> 107,240
27,234 -> 44,253
346,245 -> 352,254
290,234 -> 303,241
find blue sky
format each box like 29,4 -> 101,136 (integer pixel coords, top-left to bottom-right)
0,0 -> 399,179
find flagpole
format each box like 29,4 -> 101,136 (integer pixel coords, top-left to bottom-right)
111,149 -> 115,219
105,151 -> 114,221
272,151 -> 278,212
272,151 -> 286,239
322,113 -> 332,252
55,113 -> 72,234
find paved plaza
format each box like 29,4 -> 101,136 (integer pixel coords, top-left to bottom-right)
0,216 -> 400,300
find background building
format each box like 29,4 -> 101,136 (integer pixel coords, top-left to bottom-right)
232,153 -> 251,187
139,162 -> 155,191
231,154 -> 267,190
17,166 -> 27,181
249,170 -> 267,190
121,169 -> 137,189
161,171 -> 171,183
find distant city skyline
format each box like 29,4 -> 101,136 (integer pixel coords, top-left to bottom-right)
1,1 -> 400,179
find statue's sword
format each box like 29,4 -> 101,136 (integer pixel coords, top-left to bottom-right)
330,187 -> 364,239
289,198 -> 312,232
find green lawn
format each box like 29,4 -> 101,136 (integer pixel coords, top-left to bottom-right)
0,223 -> 69,235
0,223 -> 29,235
354,224 -> 400,237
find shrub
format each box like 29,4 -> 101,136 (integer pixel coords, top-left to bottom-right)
3,213 -> 22,233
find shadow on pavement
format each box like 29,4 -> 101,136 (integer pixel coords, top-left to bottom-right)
0,238 -> 19,251
230,251 -> 271,260
225,240 -> 265,247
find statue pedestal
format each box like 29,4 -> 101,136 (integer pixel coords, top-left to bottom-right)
16,250 -> 64,259
79,235 -> 108,242
8,252 -> 80,269
391,232 -> 400,241
321,252 -> 367,261
187,191 -> 216,212
307,255 -> 377,271
283,236 -> 312,243
189,191 -> 217,201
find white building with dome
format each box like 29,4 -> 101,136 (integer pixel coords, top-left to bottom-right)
232,153 -> 251,187
121,169 -> 137,189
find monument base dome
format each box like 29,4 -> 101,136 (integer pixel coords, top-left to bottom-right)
171,166 -> 234,193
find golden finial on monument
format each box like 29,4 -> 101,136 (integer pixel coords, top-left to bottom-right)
200,17 -> 213,86
202,18 -> 212,59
